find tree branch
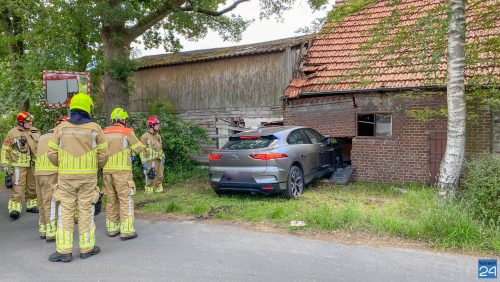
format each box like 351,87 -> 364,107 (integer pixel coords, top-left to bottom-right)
126,1 -> 184,41
181,0 -> 250,16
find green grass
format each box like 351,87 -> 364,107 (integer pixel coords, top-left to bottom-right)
0,171 -> 4,187
135,169 -> 500,254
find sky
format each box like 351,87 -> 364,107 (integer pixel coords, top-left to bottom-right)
132,0 -> 336,57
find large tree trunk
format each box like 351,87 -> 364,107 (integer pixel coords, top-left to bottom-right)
100,27 -> 132,118
438,0 -> 467,199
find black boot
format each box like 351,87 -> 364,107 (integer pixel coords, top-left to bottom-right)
40,235 -> 46,240
26,207 -> 39,213
49,252 -> 72,262
9,211 -> 20,220
80,246 -> 100,259
46,238 -> 55,243
120,233 -> 138,241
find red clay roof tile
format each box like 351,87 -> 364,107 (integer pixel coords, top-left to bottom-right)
284,0 -> 499,98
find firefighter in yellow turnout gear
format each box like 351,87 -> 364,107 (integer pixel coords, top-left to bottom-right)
47,93 -> 108,262
140,117 -> 165,193
34,116 -> 69,241
1,111 -> 40,220
102,108 -> 143,240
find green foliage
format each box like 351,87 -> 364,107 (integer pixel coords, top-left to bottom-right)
127,102 -> 210,188
29,105 -> 67,134
0,0 -> 100,112
462,155 -> 500,226
406,108 -> 447,121
149,100 -> 176,115
104,54 -> 140,81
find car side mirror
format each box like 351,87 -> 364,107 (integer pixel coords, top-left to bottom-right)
322,137 -> 332,145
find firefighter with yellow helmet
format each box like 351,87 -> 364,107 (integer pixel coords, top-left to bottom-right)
140,117 -> 165,193
34,116 -> 69,242
102,107 -> 143,240
47,93 -> 108,262
1,111 -> 40,220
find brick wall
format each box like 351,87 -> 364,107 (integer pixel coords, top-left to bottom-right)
284,92 -> 492,184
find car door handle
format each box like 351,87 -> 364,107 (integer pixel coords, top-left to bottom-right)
300,154 -> 305,158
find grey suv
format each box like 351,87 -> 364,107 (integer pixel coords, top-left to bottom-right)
209,126 -> 343,199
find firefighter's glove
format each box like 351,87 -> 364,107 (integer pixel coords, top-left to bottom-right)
94,193 -> 103,216
147,168 -> 156,180
5,173 -> 13,189
142,163 -> 148,171
131,155 -> 135,162
1,166 -> 8,173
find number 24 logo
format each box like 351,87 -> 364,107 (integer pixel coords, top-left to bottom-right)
479,266 -> 497,278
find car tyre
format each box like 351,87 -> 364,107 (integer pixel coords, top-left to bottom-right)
282,165 -> 304,199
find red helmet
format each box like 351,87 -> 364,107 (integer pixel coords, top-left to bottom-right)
147,117 -> 160,127
16,111 -> 33,124
59,116 -> 70,122
55,115 -> 70,126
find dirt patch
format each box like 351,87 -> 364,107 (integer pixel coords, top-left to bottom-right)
363,198 -> 384,206
135,210 -> 486,257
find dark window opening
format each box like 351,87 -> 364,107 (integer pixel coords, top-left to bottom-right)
357,114 -> 392,137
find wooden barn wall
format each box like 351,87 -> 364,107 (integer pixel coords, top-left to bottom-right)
130,49 -> 301,113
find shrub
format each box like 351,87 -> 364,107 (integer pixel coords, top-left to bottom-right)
462,155 -> 500,226
127,102 -> 211,189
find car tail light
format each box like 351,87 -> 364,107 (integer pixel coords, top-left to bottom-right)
262,185 -> 274,190
209,153 -> 223,161
250,153 -> 288,160
239,136 -> 260,139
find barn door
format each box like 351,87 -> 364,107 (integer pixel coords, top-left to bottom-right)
429,132 -> 447,184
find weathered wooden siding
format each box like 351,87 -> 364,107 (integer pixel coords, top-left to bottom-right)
130,49 -> 302,113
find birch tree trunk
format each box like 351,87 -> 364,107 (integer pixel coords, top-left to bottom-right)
438,0 -> 467,199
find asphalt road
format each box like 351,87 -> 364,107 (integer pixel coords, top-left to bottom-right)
0,189 -> 489,282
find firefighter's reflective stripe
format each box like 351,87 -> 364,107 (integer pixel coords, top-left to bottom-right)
55,142 -> 107,174
96,142 -> 107,150
104,149 -> 132,171
46,198 -> 57,238
8,200 -> 21,213
56,206 -> 73,252
79,225 -> 96,249
1,144 -> 10,165
46,220 -> 57,238
120,216 -> 135,235
106,219 -> 120,233
39,221 -> 47,235
154,183 -> 164,193
48,141 -> 59,150
130,142 -> 142,151
144,186 -> 154,193
140,147 -> 162,162
35,153 -> 58,172
10,150 -> 31,167
26,198 -> 38,209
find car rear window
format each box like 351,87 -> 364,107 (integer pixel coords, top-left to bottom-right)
223,135 -> 278,150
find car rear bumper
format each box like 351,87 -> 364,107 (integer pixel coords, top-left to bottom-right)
211,181 -> 287,195
209,165 -> 289,195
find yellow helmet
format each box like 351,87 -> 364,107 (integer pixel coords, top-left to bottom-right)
69,93 -> 93,114
110,107 -> 129,122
